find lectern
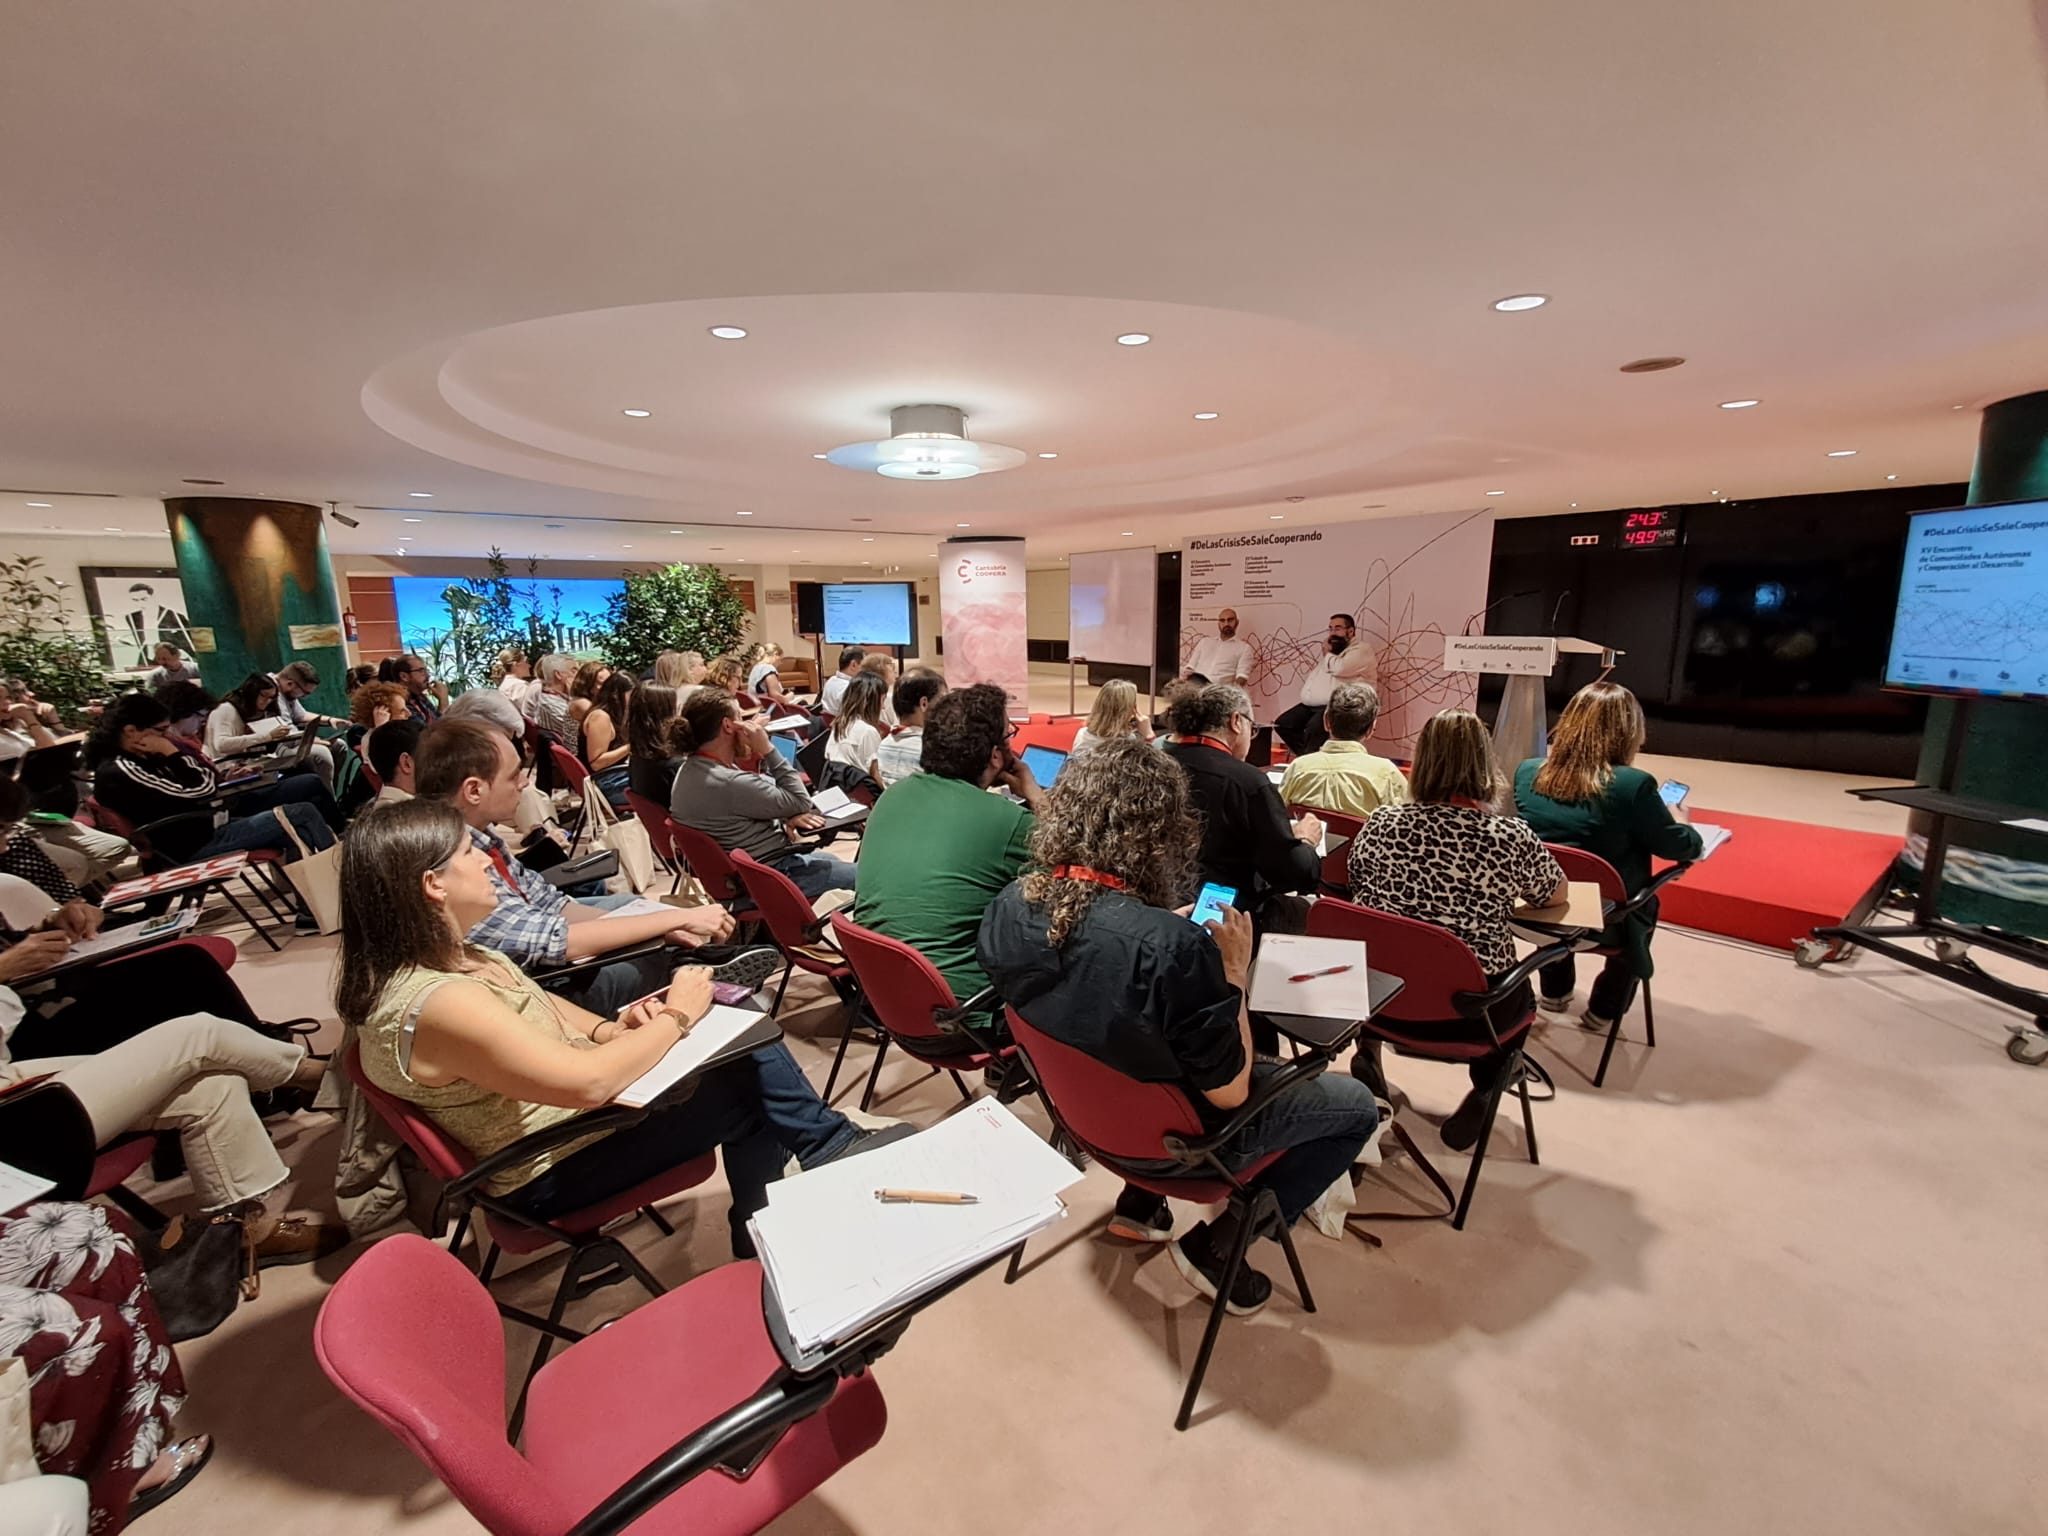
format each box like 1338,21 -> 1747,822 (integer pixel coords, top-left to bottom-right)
1443,635 -> 1624,774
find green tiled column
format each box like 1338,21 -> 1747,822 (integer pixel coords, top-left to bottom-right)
1911,392 -> 2048,934
164,498 -> 349,717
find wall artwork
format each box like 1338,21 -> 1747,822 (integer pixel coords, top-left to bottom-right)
79,567 -> 196,670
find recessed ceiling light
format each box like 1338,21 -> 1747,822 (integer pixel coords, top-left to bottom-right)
25,501 -> 51,508
956,522 -> 971,528
1827,449 -> 1857,457
1038,452 -> 1058,459
1193,412 -> 1220,421
1115,333 -> 1151,346
622,408 -> 652,418
708,326 -> 748,340
708,546 -> 724,551
1886,474 -> 1898,481
812,453 -> 828,460
621,544 -> 633,549
398,537 -> 413,543
863,561 -> 872,566
735,510 -> 752,516
1492,294 -> 1549,312
1486,489 -> 1506,496
1270,514 -> 1285,521
102,526 -> 122,532
862,537 -> 875,542
1709,489 -> 1720,496
1570,502 -> 1579,508
1952,404 -> 1968,411
1719,399 -> 1760,410
408,491 -> 433,498
1619,356 -> 1686,373
668,528 -> 685,534
1121,531 -> 1134,537
403,517 -> 423,523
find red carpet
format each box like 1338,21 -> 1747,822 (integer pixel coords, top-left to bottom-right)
1656,808 -> 1902,951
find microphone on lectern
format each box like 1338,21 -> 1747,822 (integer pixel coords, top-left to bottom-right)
1463,589 -> 1538,636
1548,589 -> 1572,636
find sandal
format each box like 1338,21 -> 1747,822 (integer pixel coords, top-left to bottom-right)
128,1433 -> 214,1519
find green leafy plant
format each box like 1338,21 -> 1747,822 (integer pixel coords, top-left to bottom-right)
597,563 -> 751,676
0,557 -> 112,726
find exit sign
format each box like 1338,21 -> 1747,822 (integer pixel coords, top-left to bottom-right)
1569,534 -> 1601,547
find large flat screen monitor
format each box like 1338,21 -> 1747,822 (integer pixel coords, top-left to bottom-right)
822,581 -> 914,646
1883,499 -> 2048,701
392,576 -> 621,658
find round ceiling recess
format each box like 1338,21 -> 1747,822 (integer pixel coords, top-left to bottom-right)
1618,356 -> 1686,373
825,404 -> 1027,481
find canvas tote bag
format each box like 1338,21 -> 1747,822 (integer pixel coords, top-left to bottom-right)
583,786 -> 659,894
272,808 -> 343,933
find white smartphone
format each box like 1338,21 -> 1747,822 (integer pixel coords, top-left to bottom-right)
1660,780 -> 1690,807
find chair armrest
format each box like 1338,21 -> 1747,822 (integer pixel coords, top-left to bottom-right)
1614,860 -> 1693,920
442,1103 -> 649,1202
931,987 -> 1001,1052
133,810 -> 222,857
530,938 -> 672,989
1160,1051 -> 1329,1163
1450,935 -> 1582,1025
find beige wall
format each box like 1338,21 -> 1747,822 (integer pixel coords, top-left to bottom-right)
1026,565 -> 1069,642
2,531 -> 181,647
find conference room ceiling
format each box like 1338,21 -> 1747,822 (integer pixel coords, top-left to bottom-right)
4,0 -> 2046,567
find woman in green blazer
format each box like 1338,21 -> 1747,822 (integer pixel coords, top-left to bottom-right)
1513,682 -> 1702,1031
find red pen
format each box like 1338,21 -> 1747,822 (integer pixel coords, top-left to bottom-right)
1289,964 -> 1353,983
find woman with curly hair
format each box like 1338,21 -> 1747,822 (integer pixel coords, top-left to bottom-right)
976,737 -> 1379,1317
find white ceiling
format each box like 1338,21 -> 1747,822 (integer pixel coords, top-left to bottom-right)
4,0 -> 2047,566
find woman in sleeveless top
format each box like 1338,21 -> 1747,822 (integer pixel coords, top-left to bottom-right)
336,799 -> 895,1255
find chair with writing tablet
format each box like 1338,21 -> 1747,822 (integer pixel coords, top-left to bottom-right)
624,790 -> 686,893
315,1234 -> 886,1535
547,743 -> 598,855
340,1041 -> 715,1433
1539,843 -> 1694,1089
826,913 -> 1024,1114
1002,1003 -> 1329,1431
1306,898 -> 1573,1230
725,851 -> 869,1102
663,819 -> 762,929
1287,802 -> 1364,896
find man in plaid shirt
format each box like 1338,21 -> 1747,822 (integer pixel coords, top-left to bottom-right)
416,720 -> 749,1016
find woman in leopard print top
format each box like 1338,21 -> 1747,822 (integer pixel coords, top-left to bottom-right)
1345,709 -> 1564,1150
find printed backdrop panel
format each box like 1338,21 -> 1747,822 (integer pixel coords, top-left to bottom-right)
939,539 -> 1029,713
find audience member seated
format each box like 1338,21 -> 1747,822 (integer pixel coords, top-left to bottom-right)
0,676 -> 61,762
0,779 -> 105,938
1347,708 -> 1565,1149
626,682 -> 688,804
744,642 -> 789,707
1512,680 -> 1703,1032
441,688 -> 563,840
1273,612 -> 1376,757
145,639 -> 202,691
566,660 -> 609,735
346,680 -> 411,750
578,670 -> 634,810
415,719 -> 745,1015
365,718 -> 421,805
343,661 -> 377,696
1071,678 -> 1146,756
819,646 -> 865,714
491,647 -> 535,708
526,652 -> 577,737
876,670 -> 947,787
395,653 -> 449,725
204,673 -> 293,761
1276,681 -> 1409,818
653,649 -> 707,693
90,694 -> 341,868
856,684 -> 1041,1030
264,660 -> 342,791
1163,683 -> 1322,928
0,1203 -> 209,1529
1179,609 -> 1252,687
977,738 -> 1378,1313
0,966 -> 340,1263
338,799 -> 900,1257
11,718 -> 133,891
859,653 -> 901,726
824,674 -> 888,790
670,688 -> 857,900
702,653 -> 745,694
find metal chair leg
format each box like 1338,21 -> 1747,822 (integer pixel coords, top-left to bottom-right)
511,1248 -> 588,1440
476,1242 -> 501,1286
1268,1193 -> 1316,1313
766,962 -> 793,1020
1451,1076 -> 1512,1231
948,1069 -> 972,1102
1641,979 -> 1656,1048
1591,1009 -> 1625,1089
219,882 -> 281,951
1004,1243 -> 1024,1284
858,1035 -> 892,1112
105,1184 -> 169,1231
1516,1053 -> 1539,1165
822,1022 -> 860,1103
1176,1197 -> 1257,1431
640,1205 -> 675,1237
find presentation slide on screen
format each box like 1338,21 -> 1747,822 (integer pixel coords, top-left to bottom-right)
823,582 -> 912,645
1884,503 -> 2048,698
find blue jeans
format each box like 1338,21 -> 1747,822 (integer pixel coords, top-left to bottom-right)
591,764 -> 631,812
197,802 -> 335,861
1215,1063 -> 1380,1225
771,850 -> 858,900
503,1042 -> 861,1252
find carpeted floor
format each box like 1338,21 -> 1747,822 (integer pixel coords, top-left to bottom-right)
134,842 -> 2048,1536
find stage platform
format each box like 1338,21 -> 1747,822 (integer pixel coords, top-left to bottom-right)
1656,808 -> 1902,953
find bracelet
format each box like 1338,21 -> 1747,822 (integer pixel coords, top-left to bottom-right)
657,1006 -> 692,1038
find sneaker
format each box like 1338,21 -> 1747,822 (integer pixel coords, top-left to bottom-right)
1168,1220 -> 1271,1316
1107,1189 -> 1174,1243
1580,1009 -> 1617,1035
1537,992 -> 1574,1016
1439,1090 -> 1491,1153
708,946 -> 784,994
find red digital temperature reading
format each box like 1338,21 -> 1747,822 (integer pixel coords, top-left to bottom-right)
1618,508 -> 1682,548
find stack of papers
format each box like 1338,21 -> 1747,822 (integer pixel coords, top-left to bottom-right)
1691,822 -> 1733,859
1248,934 -> 1371,1019
0,1159 -> 55,1215
613,1004 -> 769,1107
810,786 -> 863,819
749,1099 -> 1083,1351
44,909 -> 201,969
764,714 -> 810,733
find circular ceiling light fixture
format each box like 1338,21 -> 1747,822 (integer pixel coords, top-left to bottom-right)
1193,411 -> 1220,420
826,404 -> 1026,482
1492,294 -> 1549,312
408,491 -> 434,498
622,408 -> 652,418
1115,333 -> 1152,346
1486,489 -> 1506,496
1038,452 -> 1058,459
403,517 -> 424,524
707,326 -> 748,340
1886,474 -> 1899,481
1719,399 -> 1760,410
25,501 -> 51,508
1619,356 -> 1686,373
811,453 -> 827,460
1826,449 -> 1857,457
735,510 -> 752,516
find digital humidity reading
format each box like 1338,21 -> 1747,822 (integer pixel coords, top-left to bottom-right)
1619,508 -> 1683,549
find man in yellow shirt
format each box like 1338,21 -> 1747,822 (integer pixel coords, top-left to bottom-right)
1276,682 -> 1409,818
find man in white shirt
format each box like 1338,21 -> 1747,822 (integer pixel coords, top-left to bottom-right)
1182,610 -> 1254,687
818,647 -> 865,715
1275,613 -> 1376,756
875,671 -> 947,787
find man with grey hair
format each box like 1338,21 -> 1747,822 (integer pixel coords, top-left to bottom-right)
1277,680 -> 1409,818
526,652 -> 577,740
443,686 -> 525,739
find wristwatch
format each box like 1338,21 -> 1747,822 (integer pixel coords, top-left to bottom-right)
657,1006 -> 693,1038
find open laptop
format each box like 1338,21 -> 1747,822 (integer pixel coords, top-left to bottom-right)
1020,744 -> 1069,787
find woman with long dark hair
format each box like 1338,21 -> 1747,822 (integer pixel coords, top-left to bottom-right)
824,672 -> 888,788
976,738 -> 1378,1315
336,800 -> 900,1255
624,681 -> 686,804
578,669 -> 635,810
202,673 -> 289,760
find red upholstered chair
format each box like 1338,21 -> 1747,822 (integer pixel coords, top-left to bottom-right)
624,790 -> 685,893
725,851 -> 867,1101
315,1234 -> 887,1536
1540,843 -> 1693,1088
84,799 -> 293,950
1004,1004 -> 1328,1431
340,1042 -> 715,1430
664,819 -> 761,925
0,1079 -> 167,1227
1288,804 -> 1365,895
1307,898 -> 1572,1230
827,913 -> 1022,1115
547,743 -> 597,854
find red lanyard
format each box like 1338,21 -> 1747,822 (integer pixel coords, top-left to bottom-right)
1168,735 -> 1233,754
1051,864 -> 1128,890
484,842 -> 526,900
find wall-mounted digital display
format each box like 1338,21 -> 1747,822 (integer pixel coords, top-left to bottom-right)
1619,508 -> 1683,549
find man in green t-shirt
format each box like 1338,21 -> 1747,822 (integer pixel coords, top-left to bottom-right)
853,684 -> 1045,1034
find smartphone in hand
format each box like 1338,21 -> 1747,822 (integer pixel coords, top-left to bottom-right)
1189,882 -> 1237,926
1659,780 -> 1690,807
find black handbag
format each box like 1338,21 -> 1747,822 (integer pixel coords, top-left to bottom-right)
133,1209 -> 256,1342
